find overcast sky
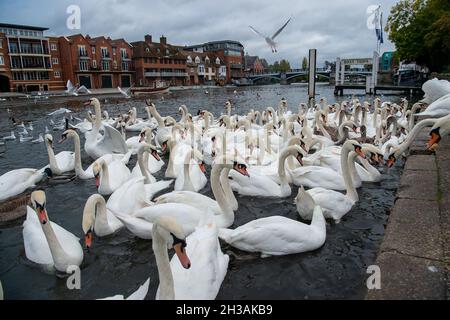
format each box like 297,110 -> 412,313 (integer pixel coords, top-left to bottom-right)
0,0 -> 397,67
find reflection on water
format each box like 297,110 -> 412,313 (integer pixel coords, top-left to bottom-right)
0,84 -> 403,299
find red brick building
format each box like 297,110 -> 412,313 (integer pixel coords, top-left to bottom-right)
244,54 -> 266,75
58,34 -> 134,89
132,35 -> 187,87
0,23 -> 65,92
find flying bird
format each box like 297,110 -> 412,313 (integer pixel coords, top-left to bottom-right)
249,18 -> 292,53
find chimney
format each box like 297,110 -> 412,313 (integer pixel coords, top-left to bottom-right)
160,35 -> 167,45
144,35 -> 152,44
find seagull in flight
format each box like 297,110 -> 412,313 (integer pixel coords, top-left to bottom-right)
118,86 -> 133,99
249,18 -> 292,53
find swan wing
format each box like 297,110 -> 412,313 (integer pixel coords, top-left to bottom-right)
126,278 -> 150,300
98,123 -> 128,154
155,191 -> 222,215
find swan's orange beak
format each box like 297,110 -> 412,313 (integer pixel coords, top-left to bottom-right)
234,163 -> 250,177
387,155 -> 396,168
37,208 -> 48,225
355,146 -> 365,159
174,243 -> 191,269
151,149 -> 161,162
199,162 -> 206,173
85,231 -> 93,249
83,100 -> 92,106
427,131 -> 441,150
95,175 -> 100,188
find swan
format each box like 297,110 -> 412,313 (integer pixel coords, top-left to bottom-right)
44,134 -> 75,175
129,128 -> 164,174
302,140 -> 366,223
32,134 -> 44,144
153,216 -> 228,300
228,145 -> 305,197
22,190 -> 83,273
59,129 -> 131,180
0,168 -> 48,202
82,194 -> 123,248
84,98 -> 128,159
131,143 -> 163,184
420,78 -> 450,104
417,93 -> 450,117
93,156 -> 132,196
174,148 -> 207,192
136,155 -> 249,230
219,187 -> 326,257
98,278 -> 150,300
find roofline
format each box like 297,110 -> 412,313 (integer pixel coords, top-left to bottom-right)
184,40 -> 244,49
0,23 -> 48,31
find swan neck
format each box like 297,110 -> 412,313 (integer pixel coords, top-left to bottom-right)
153,226 -> 175,300
341,143 -> 358,201
211,164 -> 233,225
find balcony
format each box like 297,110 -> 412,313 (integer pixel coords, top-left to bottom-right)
144,71 -> 160,77
163,72 -> 187,77
121,54 -> 131,61
101,53 -> 111,60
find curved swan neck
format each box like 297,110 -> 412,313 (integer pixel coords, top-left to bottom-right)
45,139 -> 60,173
70,133 -> 90,178
211,163 -> 234,224
397,118 -> 437,156
41,215 -> 70,269
183,150 -> 195,191
93,102 -> 102,133
341,142 -> 358,201
99,160 -> 110,190
153,225 -> 175,300
138,148 -> 154,184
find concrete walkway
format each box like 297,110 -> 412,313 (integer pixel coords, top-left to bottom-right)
366,129 -> 449,300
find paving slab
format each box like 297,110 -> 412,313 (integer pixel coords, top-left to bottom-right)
404,155 -> 436,171
381,199 -> 442,261
366,252 -> 446,300
397,169 -> 438,201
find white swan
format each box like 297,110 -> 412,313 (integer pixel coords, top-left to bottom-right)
228,145 -> 304,197
420,78 -> 450,104
44,134 -> 75,175
0,168 -> 48,202
82,194 -> 123,248
22,190 -> 83,273
3,131 -> 16,141
153,216 -> 228,300
174,148 -> 207,192
219,187 -> 325,257
84,98 -> 128,159
303,140 -> 365,223
93,156 -> 132,196
59,129 -> 132,180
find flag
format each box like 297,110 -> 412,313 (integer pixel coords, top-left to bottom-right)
373,5 -> 383,43
379,12 -> 384,44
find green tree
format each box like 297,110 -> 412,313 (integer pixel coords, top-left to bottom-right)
279,59 -> 291,72
302,57 -> 308,70
386,0 -> 450,72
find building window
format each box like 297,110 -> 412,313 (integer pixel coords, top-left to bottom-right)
187,56 -> 192,63
78,45 -> 87,57
121,48 -> 127,59
50,43 -> 57,51
112,47 -> 116,55
0,39 -> 3,49
195,56 -> 201,64
92,60 -> 97,68
54,71 -> 61,78
0,55 -> 4,66
122,62 -> 129,71
101,47 -> 109,58
79,60 -> 89,71
102,60 -> 110,71
216,57 -> 220,65
113,60 -> 117,69
92,46 -> 96,54
52,58 -> 59,65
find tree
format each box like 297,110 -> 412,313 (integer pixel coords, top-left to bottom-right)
302,57 -> 308,70
324,60 -> 336,71
386,0 -> 450,72
268,60 -> 291,72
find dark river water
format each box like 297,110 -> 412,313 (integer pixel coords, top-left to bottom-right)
0,84 -> 405,299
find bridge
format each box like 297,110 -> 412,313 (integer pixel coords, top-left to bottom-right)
245,68 -> 332,83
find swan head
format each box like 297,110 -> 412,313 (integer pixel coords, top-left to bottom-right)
427,114 -> 450,150
44,134 -> 54,149
233,161 -> 250,177
59,129 -> 77,144
344,140 -> 365,159
192,149 -> 206,173
31,190 -> 48,225
141,143 -> 161,162
92,160 -> 104,188
154,216 -> 191,269
82,194 -> 105,249
84,97 -> 100,108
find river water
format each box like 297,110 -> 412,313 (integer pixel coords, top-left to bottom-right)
0,84 -> 404,299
